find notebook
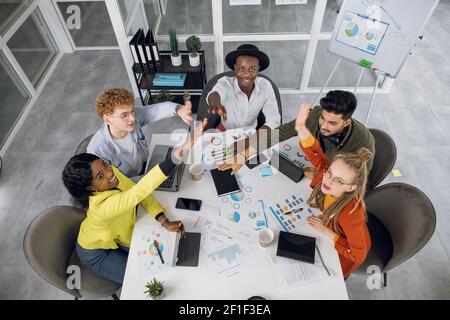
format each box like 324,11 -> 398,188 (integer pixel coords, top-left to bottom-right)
210,168 -> 241,196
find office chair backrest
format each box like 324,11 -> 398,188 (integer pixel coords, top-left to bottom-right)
74,134 -> 94,155
197,71 -> 282,130
23,206 -> 87,297
364,183 -> 436,272
367,128 -> 397,190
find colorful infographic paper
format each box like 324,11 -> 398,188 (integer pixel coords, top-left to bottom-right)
265,192 -> 320,232
217,180 -> 267,230
135,226 -> 177,278
202,128 -> 256,166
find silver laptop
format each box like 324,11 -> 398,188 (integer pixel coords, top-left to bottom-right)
145,144 -> 185,192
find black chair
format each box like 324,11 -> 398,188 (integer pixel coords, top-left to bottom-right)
367,128 -> 397,191
355,183 -> 436,287
197,71 -> 282,130
74,134 -> 94,155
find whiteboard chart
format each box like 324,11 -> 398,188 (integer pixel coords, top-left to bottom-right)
329,0 -> 439,78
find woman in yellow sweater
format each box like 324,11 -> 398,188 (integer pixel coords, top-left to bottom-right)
62,120 -> 206,284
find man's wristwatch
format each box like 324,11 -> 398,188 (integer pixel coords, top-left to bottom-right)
173,104 -> 181,116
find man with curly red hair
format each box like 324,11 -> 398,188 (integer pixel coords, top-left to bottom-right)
87,88 -> 192,178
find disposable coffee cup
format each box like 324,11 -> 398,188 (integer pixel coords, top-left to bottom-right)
189,164 -> 203,181
258,228 -> 274,248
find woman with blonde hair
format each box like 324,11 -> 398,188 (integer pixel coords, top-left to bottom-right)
295,103 -> 372,279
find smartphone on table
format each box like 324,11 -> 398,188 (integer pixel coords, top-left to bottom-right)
175,197 -> 202,211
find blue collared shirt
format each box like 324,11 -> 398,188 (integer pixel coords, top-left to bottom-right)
87,101 -> 177,178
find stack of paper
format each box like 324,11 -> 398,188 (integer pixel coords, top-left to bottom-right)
270,247 -> 335,289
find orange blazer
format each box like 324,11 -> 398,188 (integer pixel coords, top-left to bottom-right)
301,137 -> 371,279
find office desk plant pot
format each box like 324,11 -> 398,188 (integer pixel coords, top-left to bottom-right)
144,278 -> 164,300
169,29 -> 182,66
186,35 -> 201,67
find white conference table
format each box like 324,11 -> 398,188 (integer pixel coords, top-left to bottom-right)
121,133 -> 348,300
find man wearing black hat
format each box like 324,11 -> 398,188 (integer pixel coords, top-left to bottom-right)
207,44 -> 281,131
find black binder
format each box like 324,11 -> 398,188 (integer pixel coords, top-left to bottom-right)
149,29 -> 161,70
144,30 -> 155,73
128,29 -> 142,71
136,29 -> 148,73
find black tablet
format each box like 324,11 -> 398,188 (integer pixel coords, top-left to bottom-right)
276,231 -> 316,264
210,168 -> 241,196
270,151 -> 304,183
176,232 -> 201,267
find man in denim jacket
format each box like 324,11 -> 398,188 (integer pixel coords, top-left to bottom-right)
87,88 -> 192,178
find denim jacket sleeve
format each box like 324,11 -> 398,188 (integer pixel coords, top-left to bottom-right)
136,101 -> 178,127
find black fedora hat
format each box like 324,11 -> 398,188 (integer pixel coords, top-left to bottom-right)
225,44 -> 270,71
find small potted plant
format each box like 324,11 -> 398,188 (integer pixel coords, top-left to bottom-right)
186,35 -> 201,67
155,89 -> 175,103
144,278 -> 164,300
169,29 -> 182,66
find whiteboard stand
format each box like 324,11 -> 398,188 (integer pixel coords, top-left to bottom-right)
311,57 -> 378,125
354,67 -> 364,94
364,73 -> 382,126
311,58 -> 343,108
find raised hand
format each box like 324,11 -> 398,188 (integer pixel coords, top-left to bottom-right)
176,100 -> 193,125
295,103 -> 313,140
174,118 -> 208,160
208,104 -> 227,122
189,117 -> 208,146
295,103 -> 311,134
218,153 -> 245,175
207,92 -> 228,122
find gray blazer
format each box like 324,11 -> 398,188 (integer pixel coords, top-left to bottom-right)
87,101 -> 178,178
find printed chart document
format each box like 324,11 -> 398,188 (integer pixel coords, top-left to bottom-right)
265,189 -> 320,232
202,128 -> 255,167
134,226 -> 179,280
217,175 -> 268,230
270,247 -> 335,289
179,212 -> 262,280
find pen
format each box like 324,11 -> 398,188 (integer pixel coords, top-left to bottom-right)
153,240 -> 165,264
283,207 -> 304,215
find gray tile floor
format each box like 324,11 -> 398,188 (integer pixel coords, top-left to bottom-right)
1,1 -> 450,300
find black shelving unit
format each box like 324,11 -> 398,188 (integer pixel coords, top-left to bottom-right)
132,50 -> 207,113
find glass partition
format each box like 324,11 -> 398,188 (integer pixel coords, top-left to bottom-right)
224,41 -> 308,89
0,52 -> 31,148
7,8 -> 59,88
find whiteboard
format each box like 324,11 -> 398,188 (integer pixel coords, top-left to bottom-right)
328,0 -> 439,78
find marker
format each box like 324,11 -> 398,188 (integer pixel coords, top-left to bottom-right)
283,207 -> 304,215
153,240 -> 165,264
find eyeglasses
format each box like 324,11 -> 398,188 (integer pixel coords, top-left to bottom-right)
108,108 -> 135,121
323,168 -> 354,186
